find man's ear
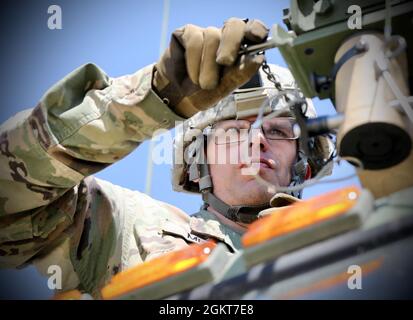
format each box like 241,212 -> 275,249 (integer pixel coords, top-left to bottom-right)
305,165 -> 312,180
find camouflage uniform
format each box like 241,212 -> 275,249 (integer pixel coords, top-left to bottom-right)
0,63 -> 245,297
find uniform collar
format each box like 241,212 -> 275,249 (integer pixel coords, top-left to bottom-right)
190,210 -> 241,252
190,193 -> 301,251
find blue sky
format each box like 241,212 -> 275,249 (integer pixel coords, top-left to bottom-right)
0,0 -> 360,299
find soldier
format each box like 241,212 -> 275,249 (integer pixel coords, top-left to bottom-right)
0,18 -> 332,297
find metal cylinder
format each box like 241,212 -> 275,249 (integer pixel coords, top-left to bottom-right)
335,32 -> 413,198
335,32 -> 411,170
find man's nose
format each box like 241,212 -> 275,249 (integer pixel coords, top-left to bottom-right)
249,128 -> 270,152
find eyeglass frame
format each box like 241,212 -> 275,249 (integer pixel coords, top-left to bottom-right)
203,116 -> 300,145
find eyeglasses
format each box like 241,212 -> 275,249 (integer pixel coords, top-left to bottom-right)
209,117 -> 299,145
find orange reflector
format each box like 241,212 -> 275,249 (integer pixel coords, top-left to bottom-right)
53,289 -> 82,300
101,241 -> 216,300
242,186 -> 360,247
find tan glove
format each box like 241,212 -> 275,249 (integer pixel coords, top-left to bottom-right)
152,18 -> 269,118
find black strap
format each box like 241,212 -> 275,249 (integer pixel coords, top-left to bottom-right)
311,40 -> 368,94
330,40 -> 368,83
202,192 -> 270,224
196,154 -> 269,224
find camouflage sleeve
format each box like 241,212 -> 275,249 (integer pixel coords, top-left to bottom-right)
0,63 -> 183,270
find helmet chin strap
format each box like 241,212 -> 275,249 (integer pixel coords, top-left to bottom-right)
192,145 -> 307,224
287,156 -> 308,199
201,191 -> 270,224
194,160 -> 270,224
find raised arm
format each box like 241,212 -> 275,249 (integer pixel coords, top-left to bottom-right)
0,19 -> 269,292
0,63 -> 181,215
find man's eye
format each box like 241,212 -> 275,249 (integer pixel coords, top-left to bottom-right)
268,127 -> 288,137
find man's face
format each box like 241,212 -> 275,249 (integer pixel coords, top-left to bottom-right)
206,116 -> 297,206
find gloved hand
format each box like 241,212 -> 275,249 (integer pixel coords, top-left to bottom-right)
152,18 -> 269,118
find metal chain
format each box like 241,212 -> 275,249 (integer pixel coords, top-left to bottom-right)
261,59 -> 283,91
